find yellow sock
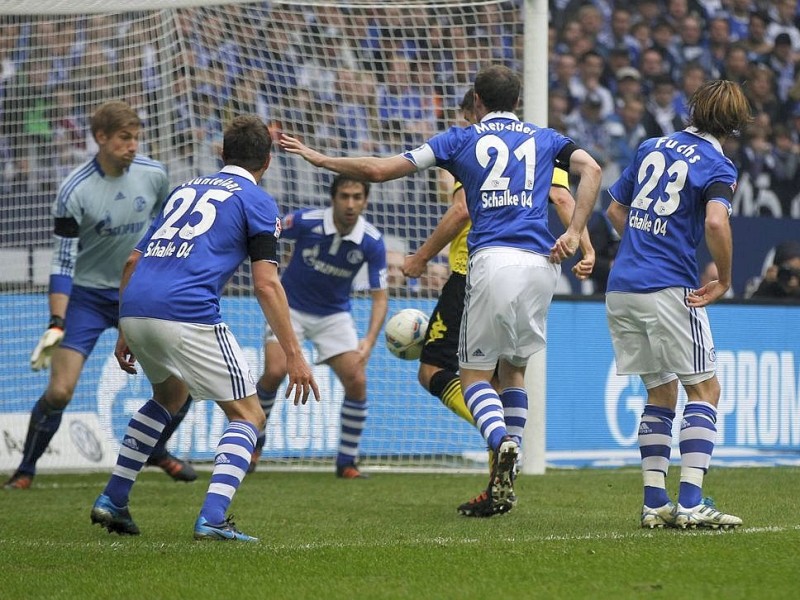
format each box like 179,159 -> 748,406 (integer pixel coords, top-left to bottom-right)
440,377 -> 475,425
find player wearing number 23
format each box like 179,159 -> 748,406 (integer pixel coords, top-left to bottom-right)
279,65 -> 602,513
605,80 -> 752,529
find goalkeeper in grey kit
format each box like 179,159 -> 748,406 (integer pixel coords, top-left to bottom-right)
3,101 -> 195,490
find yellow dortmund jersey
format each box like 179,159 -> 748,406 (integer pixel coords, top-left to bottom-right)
448,168 -> 569,276
449,181 -> 470,275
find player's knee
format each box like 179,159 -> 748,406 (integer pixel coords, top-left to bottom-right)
45,387 -> 74,409
428,369 -> 458,399
251,411 -> 267,432
342,371 -> 367,398
259,368 -> 285,391
417,364 -> 436,392
417,370 -> 430,391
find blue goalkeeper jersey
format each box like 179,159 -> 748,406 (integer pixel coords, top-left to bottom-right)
120,165 -> 281,324
403,111 -> 573,256
607,127 -> 737,293
280,207 -> 387,316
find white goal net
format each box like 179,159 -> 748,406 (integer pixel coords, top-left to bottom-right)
0,0 -> 525,472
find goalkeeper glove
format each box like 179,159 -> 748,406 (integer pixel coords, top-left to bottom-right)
30,315 -> 65,371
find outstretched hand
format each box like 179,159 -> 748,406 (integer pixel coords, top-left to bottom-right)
279,134 -> 325,167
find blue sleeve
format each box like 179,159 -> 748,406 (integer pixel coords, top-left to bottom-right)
280,209 -> 308,241
608,161 -> 637,208
246,191 -> 281,238
366,237 -> 387,290
422,126 -> 468,168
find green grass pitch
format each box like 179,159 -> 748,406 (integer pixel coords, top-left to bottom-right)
1,467 -> 799,599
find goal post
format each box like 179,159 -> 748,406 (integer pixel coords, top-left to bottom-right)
0,0 -> 550,474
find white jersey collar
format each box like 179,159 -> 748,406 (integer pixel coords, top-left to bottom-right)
684,127 -> 724,155
220,164 -> 257,184
481,111 -> 520,122
323,207 -> 365,243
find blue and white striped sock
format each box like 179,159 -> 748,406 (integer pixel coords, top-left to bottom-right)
500,387 -> 527,447
199,420 -> 258,525
104,399 -> 171,507
336,398 -> 367,467
464,381 -> 507,452
639,404 -> 675,508
678,401 -> 717,508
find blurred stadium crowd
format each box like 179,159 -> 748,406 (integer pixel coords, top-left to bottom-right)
0,0 -> 799,295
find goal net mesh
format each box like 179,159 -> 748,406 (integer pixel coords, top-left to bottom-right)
0,0 -> 522,472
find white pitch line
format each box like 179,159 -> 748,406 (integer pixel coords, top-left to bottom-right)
1,525 -> 798,553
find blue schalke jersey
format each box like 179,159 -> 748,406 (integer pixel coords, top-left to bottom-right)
404,111 -> 572,256
607,128 -> 737,293
120,165 -> 281,324
280,207 -> 386,316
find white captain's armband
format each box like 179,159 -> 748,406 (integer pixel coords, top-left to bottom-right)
402,144 -> 436,171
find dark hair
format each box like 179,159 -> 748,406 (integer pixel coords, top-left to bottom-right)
459,87 -> 475,112
222,115 -> 272,171
474,65 -> 520,113
688,80 -> 752,138
330,174 -> 370,199
90,100 -> 140,138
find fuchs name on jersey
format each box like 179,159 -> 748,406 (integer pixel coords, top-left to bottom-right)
654,137 -> 702,163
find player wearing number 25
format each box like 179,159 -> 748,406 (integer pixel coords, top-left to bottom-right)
280,65 -> 602,513
605,80 -> 752,529
91,115 -> 319,542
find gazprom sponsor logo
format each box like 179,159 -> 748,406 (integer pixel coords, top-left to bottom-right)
716,350 -> 800,446
604,351 -> 800,447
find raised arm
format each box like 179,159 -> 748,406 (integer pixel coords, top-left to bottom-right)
280,134 -> 418,182
403,186 -> 470,278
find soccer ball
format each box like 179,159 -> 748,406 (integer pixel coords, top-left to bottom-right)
384,309 -> 429,360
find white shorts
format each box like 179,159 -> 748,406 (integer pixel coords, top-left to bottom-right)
606,287 -> 716,387
120,317 -> 257,401
459,248 -> 559,370
265,308 -> 358,364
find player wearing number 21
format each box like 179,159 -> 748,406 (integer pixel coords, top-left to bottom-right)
280,65 -> 602,513
605,80 -> 751,529
91,115 -> 319,542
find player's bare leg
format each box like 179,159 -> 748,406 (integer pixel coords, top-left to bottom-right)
328,351 -> 369,479
249,341 -> 288,473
